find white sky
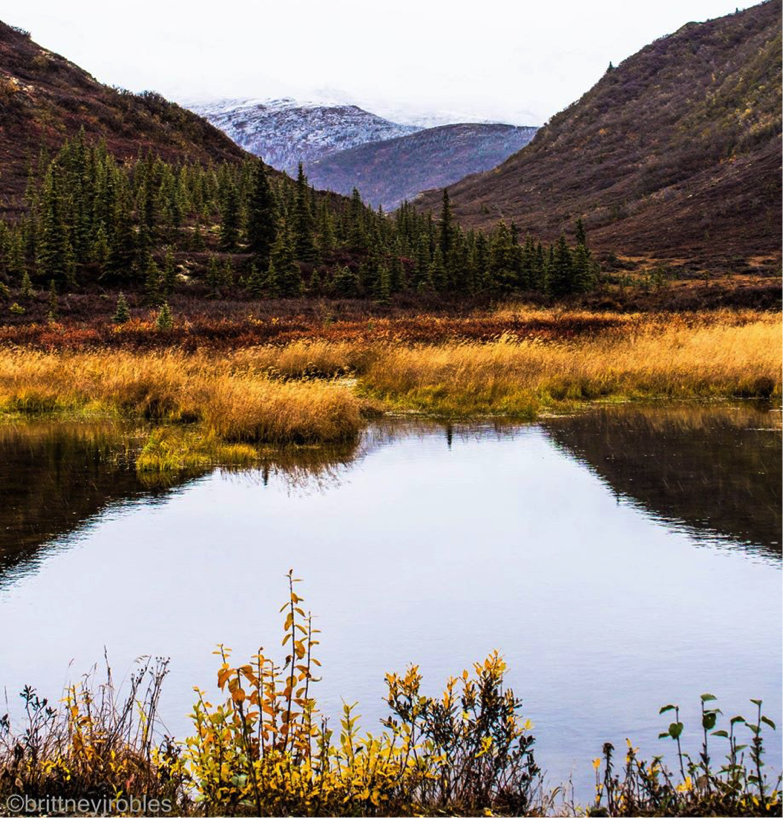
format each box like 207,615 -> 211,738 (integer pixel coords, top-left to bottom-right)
6,0 -> 759,125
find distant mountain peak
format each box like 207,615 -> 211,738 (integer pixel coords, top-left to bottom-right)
189,97 -> 421,174
308,123 -> 538,210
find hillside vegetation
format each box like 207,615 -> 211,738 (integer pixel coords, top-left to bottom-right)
0,20 -> 246,211
417,0 -> 782,274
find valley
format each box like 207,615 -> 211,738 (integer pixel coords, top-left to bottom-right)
0,1 -> 780,815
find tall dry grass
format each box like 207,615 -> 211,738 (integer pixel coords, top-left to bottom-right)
0,313 -> 779,437
361,314 -> 782,415
0,349 -> 363,444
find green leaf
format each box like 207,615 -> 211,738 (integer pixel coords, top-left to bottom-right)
734,744 -> 748,752
760,716 -> 776,730
711,730 -> 729,738
700,693 -> 717,702
659,705 -> 676,714
703,712 -> 717,730
669,722 -> 684,740
747,724 -> 760,735
750,699 -> 762,706
658,732 -> 670,739
730,716 -> 746,725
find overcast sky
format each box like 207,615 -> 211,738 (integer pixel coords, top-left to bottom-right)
6,0 -> 758,125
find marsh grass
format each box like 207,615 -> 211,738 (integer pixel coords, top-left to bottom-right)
0,348 -> 365,446
0,312 -> 779,451
360,315 -> 781,416
135,427 -> 260,474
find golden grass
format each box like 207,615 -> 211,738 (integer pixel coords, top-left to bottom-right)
0,349 -> 364,444
360,314 -> 782,415
0,312 -> 779,444
135,427 -> 260,474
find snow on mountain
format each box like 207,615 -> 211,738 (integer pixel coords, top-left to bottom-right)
188,97 -> 421,174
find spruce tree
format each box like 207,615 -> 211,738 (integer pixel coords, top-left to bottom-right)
348,188 -> 367,250
221,257 -> 234,288
331,264 -> 360,298
474,233 -> 489,291
220,180 -> 241,251
113,292 -> 131,324
20,270 -> 34,299
7,232 -> 26,282
429,246 -> 447,292
191,219 -> 206,251
373,263 -> 391,305
549,235 -> 574,297
162,247 -> 177,297
270,224 -> 301,298
292,163 -> 317,262
246,160 -> 277,266
488,222 -> 518,292
389,239 -> 406,292
263,259 -> 280,299
0,219 -> 10,278
572,218 -> 594,293
534,242 -> 547,292
206,255 -> 221,297
155,301 -> 174,330
520,235 -> 536,291
38,165 -> 76,288
92,224 -> 110,277
438,189 -> 454,283
47,279 -> 58,321
107,188 -> 136,283
247,262 -> 264,298
317,204 -> 336,255
572,243 -> 594,293
414,233 -> 431,290
145,258 -> 162,305
575,218 -> 587,248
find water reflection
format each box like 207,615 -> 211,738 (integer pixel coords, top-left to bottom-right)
0,421 -> 364,584
542,404 -> 781,560
0,406 -> 779,796
0,405 -> 780,586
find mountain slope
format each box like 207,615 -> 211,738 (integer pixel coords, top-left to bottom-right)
191,98 -> 420,174
307,123 -> 537,210
417,0 -> 782,271
0,21 -> 246,209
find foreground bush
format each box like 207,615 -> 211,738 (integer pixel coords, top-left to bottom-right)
1,575 -> 779,816
184,575 -> 540,815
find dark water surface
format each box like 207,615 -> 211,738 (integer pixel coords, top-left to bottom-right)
0,405 -> 780,797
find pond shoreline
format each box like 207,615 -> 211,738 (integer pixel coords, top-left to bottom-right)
0,310 -> 779,472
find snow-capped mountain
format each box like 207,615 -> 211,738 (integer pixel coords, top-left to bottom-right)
189,97 -> 421,174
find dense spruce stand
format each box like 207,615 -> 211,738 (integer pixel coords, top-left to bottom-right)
0,132 -> 600,308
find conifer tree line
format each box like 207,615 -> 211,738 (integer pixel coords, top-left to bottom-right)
0,130 -> 600,306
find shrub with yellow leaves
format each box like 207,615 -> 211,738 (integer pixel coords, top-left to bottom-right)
183,571 -> 541,816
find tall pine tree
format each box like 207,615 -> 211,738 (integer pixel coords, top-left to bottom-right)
246,160 -> 277,267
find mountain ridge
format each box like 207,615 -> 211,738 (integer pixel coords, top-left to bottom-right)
0,20 -> 247,210
307,122 -> 537,210
190,97 -> 420,174
416,0 -> 782,272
